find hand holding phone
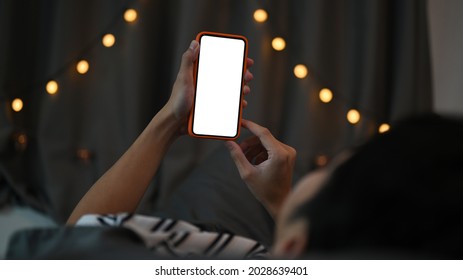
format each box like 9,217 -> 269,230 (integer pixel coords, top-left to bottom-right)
188,32 -> 248,140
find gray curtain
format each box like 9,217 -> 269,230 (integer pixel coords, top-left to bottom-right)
0,0 -> 432,223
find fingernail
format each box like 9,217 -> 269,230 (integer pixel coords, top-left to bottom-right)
189,40 -> 199,50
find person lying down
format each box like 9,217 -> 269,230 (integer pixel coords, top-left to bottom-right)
65,40 -> 463,259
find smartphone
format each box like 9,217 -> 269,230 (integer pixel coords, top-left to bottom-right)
188,32 -> 248,140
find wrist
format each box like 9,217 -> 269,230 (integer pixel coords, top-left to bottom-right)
264,195 -> 287,220
249,185 -> 289,220
262,185 -> 291,220
147,106 -> 183,142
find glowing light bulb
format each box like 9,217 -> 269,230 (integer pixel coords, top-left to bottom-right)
253,9 -> 268,23
272,37 -> 286,51
315,155 -> 328,167
12,98 -> 23,112
17,133 -> 27,145
293,64 -> 308,79
15,133 -> 28,151
124,9 -> 138,23
347,109 -> 361,124
46,80 -> 58,95
102,33 -> 116,47
76,148 -> 93,162
76,60 -> 89,74
319,88 -> 333,103
379,123 -> 391,133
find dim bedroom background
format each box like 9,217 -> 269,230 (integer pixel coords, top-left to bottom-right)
0,0 -> 440,258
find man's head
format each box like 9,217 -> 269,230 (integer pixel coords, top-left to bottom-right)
274,115 -> 463,259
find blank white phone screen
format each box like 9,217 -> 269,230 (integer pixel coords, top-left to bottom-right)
192,35 -> 246,138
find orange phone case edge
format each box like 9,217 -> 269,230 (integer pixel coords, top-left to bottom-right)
187,31 -> 249,141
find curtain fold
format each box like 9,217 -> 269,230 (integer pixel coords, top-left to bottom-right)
0,0 -> 432,223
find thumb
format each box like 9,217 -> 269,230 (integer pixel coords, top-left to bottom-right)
179,40 -> 199,74
225,141 -> 254,179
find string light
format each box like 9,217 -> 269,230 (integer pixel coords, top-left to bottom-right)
102,33 -> 116,47
7,6 -> 144,156
271,37 -> 286,51
253,9 -> 268,23
11,98 -> 23,112
46,80 -> 59,95
14,132 -> 28,151
347,109 -> 361,124
255,10 -> 380,134
293,64 -> 308,79
76,60 -> 89,74
124,9 -> 138,23
17,134 -> 27,145
315,154 -> 329,167
319,88 -> 333,103
76,148 -> 94,163
378,123 -> 391,133
7,4 -> 386,159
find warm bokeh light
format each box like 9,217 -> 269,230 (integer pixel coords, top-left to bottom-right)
315,155 -> 329,167
17,133 -> 27,145
102,33 -> 116,47
271,37 -> 286,51
253,9 -> 268,23
76,60 -> 89,74
76,148 -> 93,162
293,64 -> 308,79
379,123 -> 391,133
124,9 -> 138,23
11,98 -> 23,112
46,80 -> 58,95
319,88 -> 333,103
15,133 -> 28,151
347,109 -> 361,124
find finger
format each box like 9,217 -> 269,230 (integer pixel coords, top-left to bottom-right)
244,70 -> 253,83
225,141 -> 255,179
242,99 -> 248,108
178,40 -> 199,77
243,85 -> 250,96
246,58 -> 254,68
190,40 -> 200,57
241,119 -> 278,149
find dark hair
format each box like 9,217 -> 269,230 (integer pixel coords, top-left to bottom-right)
294,114 -> 463,258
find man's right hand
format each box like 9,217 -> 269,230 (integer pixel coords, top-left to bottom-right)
226,120 -> 296,219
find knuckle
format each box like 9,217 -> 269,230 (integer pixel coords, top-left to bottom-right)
289,147 -> 297,159
274,147 -> 296,165
272,150 -> 286,163
258,127 -> 271,138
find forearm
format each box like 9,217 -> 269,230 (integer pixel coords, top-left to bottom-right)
67,107 -> 180,224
